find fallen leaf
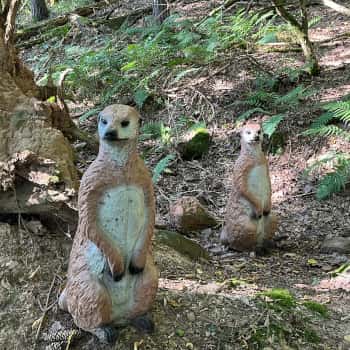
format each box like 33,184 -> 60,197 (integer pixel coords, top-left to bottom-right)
307,258 -> 318,267
31,316 -> 44,330
176,329 -> 185,337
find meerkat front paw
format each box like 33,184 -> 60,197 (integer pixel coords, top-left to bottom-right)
250,210 -> 262,220
105,262 -> 125,281
129,262 -> 144,275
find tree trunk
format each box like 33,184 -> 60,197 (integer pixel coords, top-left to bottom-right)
152,0 -> 169,23
30,0 -> 49,22
271,0 -> 320,75
0,2 -> 78,233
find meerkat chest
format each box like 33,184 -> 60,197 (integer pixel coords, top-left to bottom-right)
96,185 -> 147,258
247,164 -> 270,205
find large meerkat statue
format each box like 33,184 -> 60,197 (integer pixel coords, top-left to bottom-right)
220,122 -> 277,252
59,105 -> 158,343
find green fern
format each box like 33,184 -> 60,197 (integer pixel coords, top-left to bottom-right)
304,98 -> 350,199
316,157 -> 350,199
152,154 -> 175,183
274,85 -> 313,107
140,121 -> 163,140
262,114 -> 284,138
324,101 -> 350,124
237,107 -> 270,122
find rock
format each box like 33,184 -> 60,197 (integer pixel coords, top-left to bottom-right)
321,237 -> 350,254
177,123 -> 210,160
25,220 -> 48,236
169,196 -> 218,233
155,230 -> 209,260
186,311 -> 196,322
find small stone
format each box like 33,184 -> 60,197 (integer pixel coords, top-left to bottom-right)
202,228 -> 212,238
186,312 -> 196,322
321,237 -> 350,254
321,264 -> 333,272
169,196 -> 218,233
74,142 -> 87,151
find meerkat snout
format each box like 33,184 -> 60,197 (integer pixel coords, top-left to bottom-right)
98,104 -> 140,142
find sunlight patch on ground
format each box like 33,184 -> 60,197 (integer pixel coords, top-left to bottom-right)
318,84 -> 350,102
159,277 -> 259,298
320,46 -> 350,68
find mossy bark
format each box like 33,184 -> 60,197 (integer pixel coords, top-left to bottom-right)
272,0 -> 320,76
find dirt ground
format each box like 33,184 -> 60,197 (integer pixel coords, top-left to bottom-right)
1,0 -> 350,349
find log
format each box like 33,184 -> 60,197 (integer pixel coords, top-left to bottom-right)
16,3 -> 152,43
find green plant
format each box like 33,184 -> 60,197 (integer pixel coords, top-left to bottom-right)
304,100 -> 350,199
152,154 -> 175,183
236,76 -> 313,141
140,121 -> 172,145
248,288 -> 323,348
261,288 -> 296,310
303,301 -> 328,318
42,8 -> 278,106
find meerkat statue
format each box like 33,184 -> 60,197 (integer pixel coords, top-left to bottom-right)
59,104 -> 158,343
220,122 -> 277,252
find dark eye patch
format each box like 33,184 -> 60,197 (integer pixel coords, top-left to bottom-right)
100,118 -> 107,125
247,131 -> 251,135
121,120 -> 130,128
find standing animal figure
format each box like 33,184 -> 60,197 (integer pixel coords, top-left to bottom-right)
59,105 -> 158,343
220,122 -> 277,252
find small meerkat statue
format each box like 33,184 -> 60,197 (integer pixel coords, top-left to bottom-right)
59,104 -> 158,343
220,122 -> 277,252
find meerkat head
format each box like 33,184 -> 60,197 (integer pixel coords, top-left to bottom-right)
98,104 -> 140,144
240,123 -> 263,146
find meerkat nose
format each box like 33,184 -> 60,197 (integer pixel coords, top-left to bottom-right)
104,129 -> 118,141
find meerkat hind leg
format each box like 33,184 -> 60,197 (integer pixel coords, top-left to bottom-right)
131,313 -> 155,334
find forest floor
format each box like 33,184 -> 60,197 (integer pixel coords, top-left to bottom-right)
1,0 -> 350,349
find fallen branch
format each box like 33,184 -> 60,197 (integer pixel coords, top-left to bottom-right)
34,275 -> 56,344
321,0 -> 350,16
16,0 -> 151,43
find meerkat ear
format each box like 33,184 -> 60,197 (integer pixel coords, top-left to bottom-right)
97,113 -> 101,122
138,116 -> 143,127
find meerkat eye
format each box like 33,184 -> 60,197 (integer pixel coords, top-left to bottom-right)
247,131 -> 251,135
121,120 -> 130,128
100,118 -> 107,125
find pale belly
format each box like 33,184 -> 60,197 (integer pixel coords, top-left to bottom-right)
85,185 -> 148,323
247,165 -> 270,209
96,185 -> 147,263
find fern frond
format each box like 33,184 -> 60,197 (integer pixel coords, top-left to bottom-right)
324,101 -> 350,124
303,125 -> 345,137
275,85 -> 313,107
246,91 -> 278,107
140,121 -> 163,140
307,112 -> 335,130
306,153 -> 350,199
152,154 -> 175,183
316,163 -> 350,199
308,16 -> 321,29
237,107 -> 269,122
262,114 -> 284,138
